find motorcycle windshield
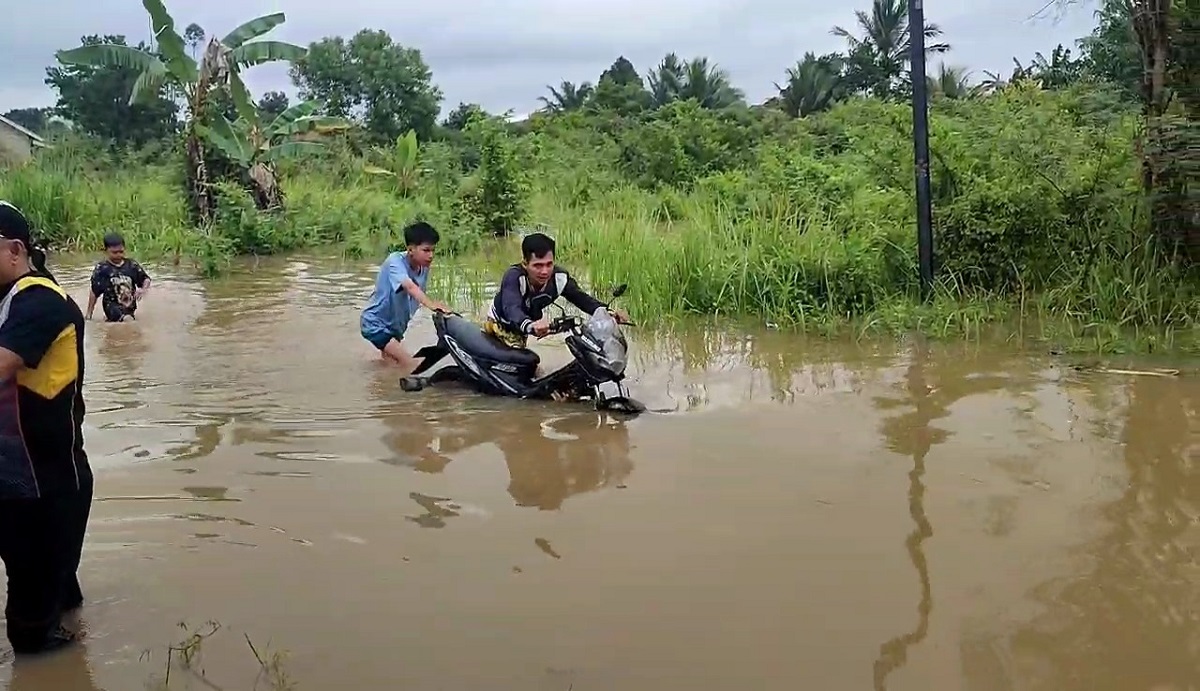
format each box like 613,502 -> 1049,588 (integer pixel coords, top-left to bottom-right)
587,308 -> 626,373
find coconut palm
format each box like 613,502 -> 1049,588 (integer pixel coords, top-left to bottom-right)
647,53 -> 686,106
678,57 -> 744,108
775,52 -> 846,116
831,0 -> 951,98
648,53 -> 743,109
538,81 -> 594,112
55,0 -> 306,224
928,63 -> 973,99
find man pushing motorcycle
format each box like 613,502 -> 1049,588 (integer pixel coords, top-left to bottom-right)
484,232 -> 630,351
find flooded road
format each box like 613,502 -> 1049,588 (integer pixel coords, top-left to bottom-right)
3,254 -> 1197,690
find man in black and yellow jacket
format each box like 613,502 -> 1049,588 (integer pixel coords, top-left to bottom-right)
0,201 -> 92,655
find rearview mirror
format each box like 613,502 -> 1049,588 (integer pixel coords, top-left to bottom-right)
611,283 -> 628,298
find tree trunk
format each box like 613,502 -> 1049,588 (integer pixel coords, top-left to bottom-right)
247,161 -> 284,211
185,129 -> 216,227
1130,0 -> 1197,264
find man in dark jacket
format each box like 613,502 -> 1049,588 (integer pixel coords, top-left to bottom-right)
484,232 -> 629,350
0,201 -> 92,655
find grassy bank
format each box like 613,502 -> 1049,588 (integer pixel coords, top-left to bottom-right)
2,85 -> 1197,354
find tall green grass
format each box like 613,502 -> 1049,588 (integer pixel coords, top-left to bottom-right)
2,160 -> 1195,353
1,86 -> 1196,354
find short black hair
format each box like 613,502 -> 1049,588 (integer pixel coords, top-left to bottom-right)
521,232 -> 555,261
103,232 -> 125,248
403,222 -> 439,247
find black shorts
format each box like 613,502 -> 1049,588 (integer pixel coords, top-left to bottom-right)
103,302 -> 134,322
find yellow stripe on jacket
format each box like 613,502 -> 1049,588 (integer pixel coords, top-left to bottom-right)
11,276 -> 79,400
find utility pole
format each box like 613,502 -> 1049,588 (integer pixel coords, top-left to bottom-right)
909,0 -> 935,299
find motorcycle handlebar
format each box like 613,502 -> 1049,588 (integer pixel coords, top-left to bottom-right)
548,316 -> 578,334
547,316 -> 636,333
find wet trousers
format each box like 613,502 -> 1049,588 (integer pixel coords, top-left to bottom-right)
0,468 -> 93,654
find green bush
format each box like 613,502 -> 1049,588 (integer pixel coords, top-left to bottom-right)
1,83 -> 1194,348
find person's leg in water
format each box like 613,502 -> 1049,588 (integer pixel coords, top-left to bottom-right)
363,328 -> 423,375
381,337 -> 423,374
0,496 -> 80,654
59,466 -> 94,613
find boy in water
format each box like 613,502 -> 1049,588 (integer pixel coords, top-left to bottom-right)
485,232 -> 628,349
360,222 -> 451,372
85,232 -> 150,322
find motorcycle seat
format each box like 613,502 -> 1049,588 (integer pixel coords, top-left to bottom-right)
443,315 -> 541,367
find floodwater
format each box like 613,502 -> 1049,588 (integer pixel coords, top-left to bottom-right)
2,254 -> 1198,691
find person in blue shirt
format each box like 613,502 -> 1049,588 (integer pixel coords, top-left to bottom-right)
360,222 -> 450,372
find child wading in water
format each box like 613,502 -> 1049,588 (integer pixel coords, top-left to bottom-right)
85,232 -> 150,322
359,222 -> 451,373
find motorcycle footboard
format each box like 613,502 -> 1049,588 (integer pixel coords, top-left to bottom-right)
410,345 -> 449,375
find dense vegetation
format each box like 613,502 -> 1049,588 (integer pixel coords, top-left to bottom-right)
0,0 -> 1196,352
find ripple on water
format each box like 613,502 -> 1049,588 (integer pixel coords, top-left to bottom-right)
255,450 -> 373,464
49,253 -> 1200,691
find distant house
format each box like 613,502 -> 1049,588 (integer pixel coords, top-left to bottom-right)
0,115 -> 47,164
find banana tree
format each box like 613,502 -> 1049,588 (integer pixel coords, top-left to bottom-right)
198,100 -> 349,210
363,130 -> 421,197
54,0 -> 306,225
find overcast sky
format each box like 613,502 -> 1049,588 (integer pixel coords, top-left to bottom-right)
0,0 -> 1098,118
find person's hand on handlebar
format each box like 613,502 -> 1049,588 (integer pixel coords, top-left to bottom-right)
529,317 -> 552,338
608,307 -> 631,324
430,301 -> 453,314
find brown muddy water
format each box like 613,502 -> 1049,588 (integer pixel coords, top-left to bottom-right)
2,254 -> 1197,691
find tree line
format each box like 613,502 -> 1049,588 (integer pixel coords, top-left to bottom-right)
2,0 -> 1192,263
4,0 -> 1141,148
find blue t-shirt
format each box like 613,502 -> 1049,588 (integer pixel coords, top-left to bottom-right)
360,251 -> 428,338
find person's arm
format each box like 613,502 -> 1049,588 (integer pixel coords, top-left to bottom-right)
133,262 -> 151,298
0,288 -> 73,382
85,264 -> 103,319
387,260 -> 445,312
560,272 -> 607,315
497,269 -> 536,334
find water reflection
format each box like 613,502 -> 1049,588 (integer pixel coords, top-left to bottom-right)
871,341 -> 1041,689
8,644 -> 105,691
871,340 -> 946,689
992,375 -> 1200,690
383,408 -> 634,511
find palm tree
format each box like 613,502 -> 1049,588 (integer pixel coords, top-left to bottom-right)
928,63 -> 972,99
647,53 -> 686,106
678,57 -> 744,108
538,81 -> 594,112
55,0 -> 306,224
831,0 -> 951,98
648,53 -> 743,109
775,52 -> 846,116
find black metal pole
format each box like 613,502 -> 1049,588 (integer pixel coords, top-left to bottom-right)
909,0 -> 935,299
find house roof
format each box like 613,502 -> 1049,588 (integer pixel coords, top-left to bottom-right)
0,115 -> 46,145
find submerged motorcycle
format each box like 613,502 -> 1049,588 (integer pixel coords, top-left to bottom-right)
400,284 -> 645,414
